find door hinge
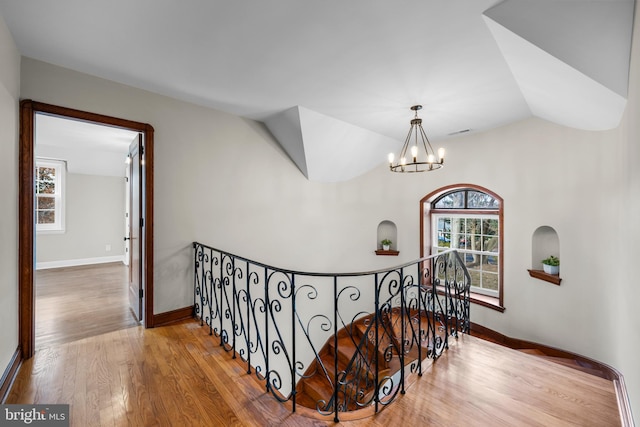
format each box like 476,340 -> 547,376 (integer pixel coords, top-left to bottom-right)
140,145 -> 144,156
139,288 -> 144,299
140,218 -> 144,227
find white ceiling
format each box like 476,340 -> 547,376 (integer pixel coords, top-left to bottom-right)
35,114 -> 138,177
1,0 -> 634,181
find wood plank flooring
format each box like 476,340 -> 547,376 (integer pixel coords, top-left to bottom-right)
7,319 -> 622,426
35,263 -> 139,348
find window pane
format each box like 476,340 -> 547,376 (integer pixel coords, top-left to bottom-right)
467,264 -> 481,288
37,180 -> 56,194
467,217 -> 481,233
465,252 -> 480,266
482,218 -> 498,235
467,191 -> 499,208
483,236 -> 499,252
38,167 -> 56,182
436,217 -> 450,247
37,210 -> 55,224
37,196 -> 55,209
483,254 -> 499,267
457,236 -> 469,249
437,217 -> 449,232
451,218 -> 464,249
453,217 -> 465,233
481,272 -> 499,291
434,191 -> 464,209
465,219 -> 478,252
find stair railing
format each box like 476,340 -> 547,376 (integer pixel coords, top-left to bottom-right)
193,242 -> 471,422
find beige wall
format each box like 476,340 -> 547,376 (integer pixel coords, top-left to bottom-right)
17,13 -> 640,416
0,14 -> 20,379
36,173 -> 125,265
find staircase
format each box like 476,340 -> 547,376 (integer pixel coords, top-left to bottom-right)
295,307 -> 448,413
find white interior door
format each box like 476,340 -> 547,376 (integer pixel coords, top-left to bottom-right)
128,134 -> 143,321
124,162 -> 130,266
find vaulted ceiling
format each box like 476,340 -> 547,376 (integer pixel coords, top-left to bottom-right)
0,0 -> 634,181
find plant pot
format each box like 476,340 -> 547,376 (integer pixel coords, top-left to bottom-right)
543,264 -> 559,275
383,245 -> 390,251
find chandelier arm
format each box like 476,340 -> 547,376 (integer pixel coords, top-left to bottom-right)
399,127 -> 414,162
414,123 -> 419,161
418,125 -> 436,159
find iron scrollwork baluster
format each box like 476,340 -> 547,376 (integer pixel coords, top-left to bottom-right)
192,242 -> 471,422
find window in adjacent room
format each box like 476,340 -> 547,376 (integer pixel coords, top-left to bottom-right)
35,158 -> 66,233
422,185 -> 504,312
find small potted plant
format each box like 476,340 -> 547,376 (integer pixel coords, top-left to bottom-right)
381,239 -> 392,251
541,255 -> 560,275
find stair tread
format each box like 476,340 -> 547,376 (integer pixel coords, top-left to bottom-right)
332,335 -> 385,367
331,335 -> 361,364
300,370 -> 334,403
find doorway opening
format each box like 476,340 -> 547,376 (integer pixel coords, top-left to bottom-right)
19,100 -> 155,359
34,113 -> 140,348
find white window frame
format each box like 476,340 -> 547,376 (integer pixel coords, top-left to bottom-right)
432,213 -> 500,298
35,158 -> 66,233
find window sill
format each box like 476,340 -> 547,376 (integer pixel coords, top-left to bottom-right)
36,229 -> 66,235
527,269 -> 561,286
470,292 -> 505,312
435,285 -> 505,313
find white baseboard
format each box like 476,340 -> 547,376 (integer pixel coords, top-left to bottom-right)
36,255 -> 125,270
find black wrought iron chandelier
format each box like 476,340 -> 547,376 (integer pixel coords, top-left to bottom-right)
388,105 -> 445,173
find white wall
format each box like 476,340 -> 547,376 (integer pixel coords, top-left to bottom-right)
0,14 -> 20,381
18,19 -> 640,416
36,173 -> 125,266
613,1 -> 640,419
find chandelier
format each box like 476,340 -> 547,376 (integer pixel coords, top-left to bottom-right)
388,105 -> 445,173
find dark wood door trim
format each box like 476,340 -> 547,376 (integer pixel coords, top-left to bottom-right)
18,101 -> 35,359
19,100 -> 155,359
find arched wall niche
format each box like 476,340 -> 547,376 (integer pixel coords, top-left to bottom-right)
376,220 -> 397,252
532,226 -> 560,270
528,225 -> 562,285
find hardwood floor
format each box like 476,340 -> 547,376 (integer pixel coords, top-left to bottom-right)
7,319 -> 621,426
35,262 -> 139,348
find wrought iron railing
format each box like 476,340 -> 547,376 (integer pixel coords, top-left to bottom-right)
193,242 -> 471,422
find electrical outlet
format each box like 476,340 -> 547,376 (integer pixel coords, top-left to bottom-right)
106,244 -> 111,252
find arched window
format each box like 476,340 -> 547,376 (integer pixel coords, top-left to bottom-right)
422,185 -> 504,312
